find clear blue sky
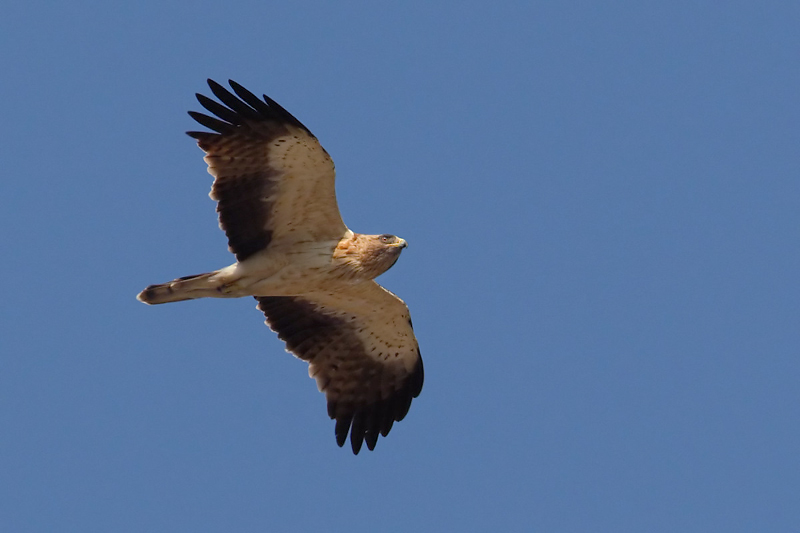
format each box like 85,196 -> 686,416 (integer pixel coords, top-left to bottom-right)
2,1 -> 798,531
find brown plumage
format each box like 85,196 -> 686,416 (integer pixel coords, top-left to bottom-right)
137,80 -> 423,453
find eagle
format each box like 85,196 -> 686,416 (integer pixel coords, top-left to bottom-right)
137,79 -> 423,454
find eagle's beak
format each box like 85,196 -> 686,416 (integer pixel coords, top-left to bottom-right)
396,238 -> 408,249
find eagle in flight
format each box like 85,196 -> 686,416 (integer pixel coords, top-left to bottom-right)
137,80 -> 423,454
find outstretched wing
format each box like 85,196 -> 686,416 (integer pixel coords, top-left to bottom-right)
187,79 -> 348,261
255,282 -> 424,454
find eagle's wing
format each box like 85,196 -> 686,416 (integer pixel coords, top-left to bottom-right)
187,79 -> 347,261
255,281 -> 424,454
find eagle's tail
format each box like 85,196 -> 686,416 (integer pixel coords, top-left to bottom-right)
136,271 -> 222,305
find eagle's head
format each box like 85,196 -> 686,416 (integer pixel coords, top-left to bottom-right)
332,232 -> 408,281
358,233 -> 407,279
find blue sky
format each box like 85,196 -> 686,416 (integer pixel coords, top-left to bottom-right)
2,1 -> 798,531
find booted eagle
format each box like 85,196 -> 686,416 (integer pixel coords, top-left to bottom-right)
137,80 -> 423,454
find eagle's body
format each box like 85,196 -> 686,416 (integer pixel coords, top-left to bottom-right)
140,231 -> 404,302
137,80 -> 423,454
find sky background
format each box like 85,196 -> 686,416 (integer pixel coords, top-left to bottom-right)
2,1 -> 798,531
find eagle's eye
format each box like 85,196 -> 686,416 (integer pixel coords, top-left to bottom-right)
380,234 -> 396,244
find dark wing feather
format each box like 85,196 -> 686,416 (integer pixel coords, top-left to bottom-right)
228,80 -> 276,118
207,79 -> 261,120
255,282 -> 423,454
187,111 -> 236,134
195,93 -> 244,125
188,79 -> 347,261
